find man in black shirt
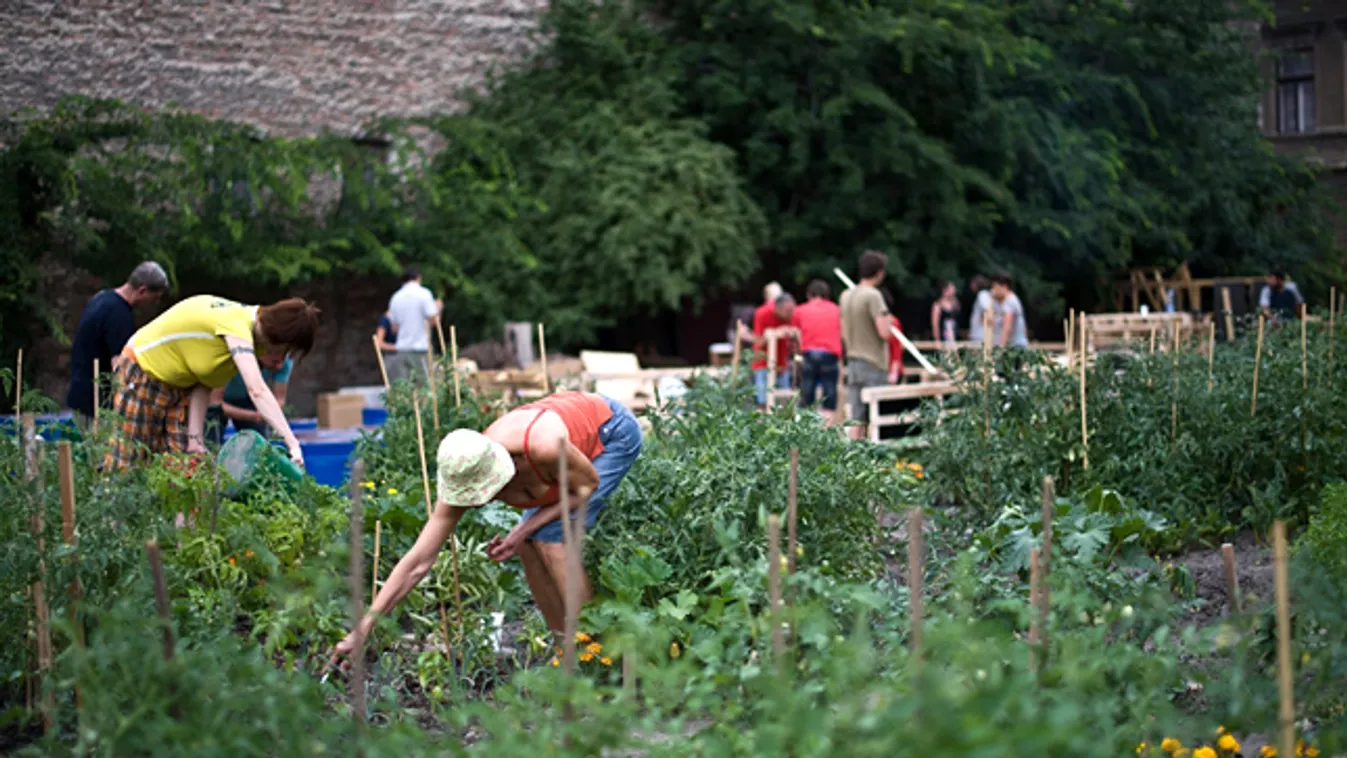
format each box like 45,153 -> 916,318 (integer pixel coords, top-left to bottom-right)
66,262 -> 170,419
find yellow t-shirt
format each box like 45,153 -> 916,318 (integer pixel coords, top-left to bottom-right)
130,295 -> 258,388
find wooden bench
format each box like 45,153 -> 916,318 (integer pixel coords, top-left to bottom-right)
859,381 -> 959,443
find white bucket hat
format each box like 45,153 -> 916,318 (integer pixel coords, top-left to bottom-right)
435,429 -> 515,507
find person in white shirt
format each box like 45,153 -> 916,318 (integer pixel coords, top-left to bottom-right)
967,274 -> 993,343
386,268 -> 442,384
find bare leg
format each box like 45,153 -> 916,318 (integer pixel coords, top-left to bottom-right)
530,539 -> 592,630
518,540 -> 566,633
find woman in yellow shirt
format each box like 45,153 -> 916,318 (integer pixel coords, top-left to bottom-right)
103,295 -> 320,471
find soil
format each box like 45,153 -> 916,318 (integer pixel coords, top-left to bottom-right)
1178,530 -> 1275,628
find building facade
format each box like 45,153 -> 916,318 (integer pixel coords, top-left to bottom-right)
1261,1 -> 1347,174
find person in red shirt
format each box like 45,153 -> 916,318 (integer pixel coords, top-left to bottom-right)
752,292 -> 798,407
791,279 -> 843,421
882,289 -> 905,384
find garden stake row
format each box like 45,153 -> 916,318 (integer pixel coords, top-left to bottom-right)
537,323 -> 550,394
768,515 -> 784,667
372,334 -> 390,389
348,460 -> 368,730
371,520 -> 382,608
450,324 -> 462,408
1220,543 -> 1240,615
412,391 -> 459,652
1251,314 -> 1265,418
907,508 -> 924,664
1273,521 -> 1294,758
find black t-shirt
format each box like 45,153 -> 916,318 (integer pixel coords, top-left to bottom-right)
67,289 -> 134,416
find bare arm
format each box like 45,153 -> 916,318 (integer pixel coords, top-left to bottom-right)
930,303 -> 941,342
221,401 -> 261,425
224,336 -> 301,461
271,380 -> 288,410
375,325 -> 397,352
186,385 -> 212,452
338,503 -> 468,651
875,315 -> 893,343
999,312 -> 1015,347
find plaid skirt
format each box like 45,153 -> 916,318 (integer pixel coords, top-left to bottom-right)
103,358 -> 190,471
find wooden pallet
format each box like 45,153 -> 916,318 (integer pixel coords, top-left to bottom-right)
859,381 -> 959,443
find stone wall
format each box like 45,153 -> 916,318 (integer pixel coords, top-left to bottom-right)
5,0 -> 551,414
0,0 -> 549,138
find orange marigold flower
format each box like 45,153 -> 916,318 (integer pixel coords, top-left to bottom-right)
575,632 -> 591,643
587,642 -> 602,655
600,657 -> 612,666
579,652 -> 594,663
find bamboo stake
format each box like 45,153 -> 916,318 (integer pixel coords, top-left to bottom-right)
1170,321 -> 1180,441
907,508 -> 924,661
1221,287 -> 1235,343
730,320 -> 744,387
145,540 -> 174,661
27,426 -> 52,732
1301,311 -> 1308,391
370,520 -> 381,609
372,335 -> 390,390
1273,521 -> 1294,758
348,461 -> 367,727
1079,322 -> 1089,470
1028,547 -> 1042,668
92,358 -> 100,436
787,448 -> 799,576
768,515 -> 785,665
412,392 -> 458,651
449,325 -> 462,409
435,318 -> 448,359
1207,321 -> 1216,393
1220,543 -> 1240,614
1148,326 -> 1156,355
1252,314 -> 1265,418
425,348 -> 440,432
558,439 -> 577,677
537,323 -> 550,394
58,442 -> 82,646
1038,478 -> 1053,667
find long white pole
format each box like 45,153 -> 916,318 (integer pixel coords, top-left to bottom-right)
833,268 -> 940,375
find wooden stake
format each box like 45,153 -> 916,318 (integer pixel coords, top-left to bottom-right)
1038,478 -> 1053,663
1170,321 -> 1180,441
370,520 -> 381,609
1028,547 -> 1042,667
412,392 -> 460,650
1079,322 -> 1089,470
449,325 -> 462,409
372,335 -> 390,390
730,320 -> 744,387
907,508 -> 924,661
435,318 -> 448,359
768,515 -> 785,664
27,429 -> 52,732
1301,311 -> 1308,391
145,540 -> 174,661
92,358 -> 100,435
1148,326 -> 1156,356
1220,543 -> 1240,614
1207,321 -> 1216,393
982,308 -> 993,361
1273,521 -> 1294,758
537,323 -> 550,394
1252,314 -> 1265,418
1221,287 -> 1235,343
348,460 -> 367,727
425,348 -> 440,433
58,442 -> 83,649
787,448 -> 799,576
558,439 -> 577,677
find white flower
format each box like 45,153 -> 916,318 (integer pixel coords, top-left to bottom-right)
1122,605 -> 1134,618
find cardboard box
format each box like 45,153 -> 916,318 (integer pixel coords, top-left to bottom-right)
317,393 -> 365,429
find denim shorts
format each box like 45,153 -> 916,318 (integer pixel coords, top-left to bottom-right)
799,350 -> 840,410
525,395 -> 644,543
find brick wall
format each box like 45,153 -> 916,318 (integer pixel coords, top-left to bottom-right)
5,0 -> 549,414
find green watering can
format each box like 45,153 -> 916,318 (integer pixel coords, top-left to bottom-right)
216,429 -> 304,498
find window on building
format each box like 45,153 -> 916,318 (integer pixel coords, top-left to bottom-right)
1277,48 -> 1315,135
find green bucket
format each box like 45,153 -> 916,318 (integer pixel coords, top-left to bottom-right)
217,429 -> 304,498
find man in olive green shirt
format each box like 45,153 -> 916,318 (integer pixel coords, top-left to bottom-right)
839,250 -> 894,440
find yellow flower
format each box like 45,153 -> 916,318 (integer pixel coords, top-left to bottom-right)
387,487 -> 398,496
1175,750 -> 1192,758
1305,748 -> 1318,758
1162,738 -> 1182,754
575,632 -> 591,643
1261,747 -> 1277,758
1217,727 -> 1228,736
1218,735 -> 1240,754
600,657 -> 612,666
1297,740 -> 1305,757
587,642 -> 603,655
670,641 -> 681,659
363,480 -> 375,490
1138,742 -> 1149,755
1194,747 -> 1217,758
579,652 -> 594,663
550,657 -> 560,667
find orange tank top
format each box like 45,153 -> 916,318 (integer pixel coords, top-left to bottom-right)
513,392 -> 615,509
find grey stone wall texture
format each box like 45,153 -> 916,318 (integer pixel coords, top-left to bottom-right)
4,0 -> 550,416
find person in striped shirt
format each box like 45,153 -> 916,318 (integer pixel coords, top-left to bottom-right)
103,295 -> 319,471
